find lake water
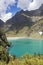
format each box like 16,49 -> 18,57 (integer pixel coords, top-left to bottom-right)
8,38 -> 43,57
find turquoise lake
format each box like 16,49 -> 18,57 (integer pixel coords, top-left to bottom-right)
8,39 -> 43,57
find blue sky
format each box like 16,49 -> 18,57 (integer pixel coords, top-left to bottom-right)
6,0 -> 21,16
0,0 -> 43,22
6,4 -> 21,16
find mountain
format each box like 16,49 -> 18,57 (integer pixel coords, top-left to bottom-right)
0,19 -> 4,28
4,4 -> 43,38
5,12 -> 35,31
20,4 -> 43,16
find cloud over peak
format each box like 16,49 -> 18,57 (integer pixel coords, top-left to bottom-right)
17,0 -> 43,11
0,0 -> 43,22
1,12 -> 12,22
0,0 -> 16,22
28,0 -> 43,10
17,0 -> 30,11
0,0 -> 15,14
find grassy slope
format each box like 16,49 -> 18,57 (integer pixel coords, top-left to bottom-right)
6,18 -> 43,39
0,54 -> 43,65
29,19 -> 43,39
6,26 -> 29,37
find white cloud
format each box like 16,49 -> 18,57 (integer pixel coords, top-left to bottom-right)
17,0 -> 43,11
1,12 -> 12,22
28,0 -> 43,10
17,0 -> 30,11
0,0 -> 16,22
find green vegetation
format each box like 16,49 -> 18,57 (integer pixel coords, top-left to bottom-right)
0,29 -> 10,47
0,29 -> 10,63
0,46 -> 9,63
0,54 -> 43,65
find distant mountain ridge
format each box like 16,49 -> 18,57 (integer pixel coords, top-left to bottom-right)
5,4 -> 43,31
0,19 -> 4,28
0,4 -> 43,38
19,4 -> 43,16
